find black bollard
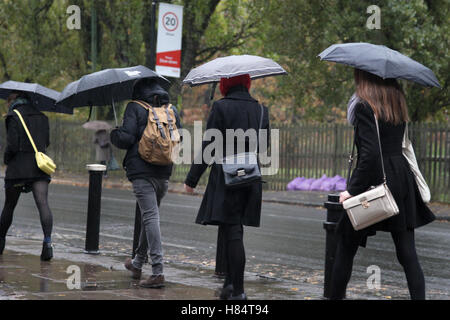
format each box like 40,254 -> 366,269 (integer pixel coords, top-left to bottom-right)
132,202 -> 141,259
85,164 -> 106,254
323,193 -> 345,298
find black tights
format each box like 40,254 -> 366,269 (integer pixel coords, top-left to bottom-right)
0,180 -> 53,239
330,229 -> 425,300
219,224 -> 246,296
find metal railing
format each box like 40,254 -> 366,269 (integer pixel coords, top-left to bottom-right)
1,119 -> 448,203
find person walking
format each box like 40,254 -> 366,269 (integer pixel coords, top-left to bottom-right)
93,129 -> 111,177
184,74 -> 270,300
110,79 -> 181,288
0,92 -> 54,261
331,69 -> 436,300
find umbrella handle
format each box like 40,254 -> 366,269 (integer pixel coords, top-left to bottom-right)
86,106 -> 93,123
208,82 -> 217,107
112,99 -> 118,127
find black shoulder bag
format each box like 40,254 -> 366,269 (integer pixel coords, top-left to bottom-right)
221,104 -> 264,189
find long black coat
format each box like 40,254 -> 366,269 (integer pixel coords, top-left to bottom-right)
185,86 -> 270,227
4,103 -> 50,181
338,101 -> 435,246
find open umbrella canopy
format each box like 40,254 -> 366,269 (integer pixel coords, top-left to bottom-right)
82,120 -> 112,131
318,42 -> 441,88
0,80 -> 73,114
56,65 -> 171,108
183,55 -> 287,87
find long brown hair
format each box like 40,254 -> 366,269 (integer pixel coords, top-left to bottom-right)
354,69 -> 409,124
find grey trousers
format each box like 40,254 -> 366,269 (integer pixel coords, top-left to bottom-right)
131,178 -> 168,275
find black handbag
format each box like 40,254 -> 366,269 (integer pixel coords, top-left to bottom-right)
221,104 -> 264,188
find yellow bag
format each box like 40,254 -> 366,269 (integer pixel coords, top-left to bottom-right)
13,109 -> 56,175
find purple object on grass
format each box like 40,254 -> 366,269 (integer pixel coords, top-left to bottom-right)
287,175 -> 347,192
310,174 -> 328,191
287,177 -> 305,191
320,175 -> 344,192
335,177 -> 347,191
296,178 -> 314,191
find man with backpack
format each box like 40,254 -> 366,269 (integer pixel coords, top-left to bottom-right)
110,78 -> 181,288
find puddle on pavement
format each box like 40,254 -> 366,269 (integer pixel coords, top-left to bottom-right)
0,251 -> 134,294
0,245 -> 217,300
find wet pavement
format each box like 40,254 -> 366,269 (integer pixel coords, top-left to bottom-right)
0,238 -> 215,300
0,181 -> 449,300
0,236 -> 323,300
50,172 -> 450,220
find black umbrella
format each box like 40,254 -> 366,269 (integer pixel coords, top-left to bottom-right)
318,42 -> 441,88
0,80 -> 73,114
56,65 -> 171,124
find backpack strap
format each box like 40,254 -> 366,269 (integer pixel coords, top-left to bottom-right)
164,104 -> 177,141
132,100 -> 167,139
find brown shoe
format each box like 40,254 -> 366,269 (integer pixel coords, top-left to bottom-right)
139,274 -> 165,288
124,258 -> 142,280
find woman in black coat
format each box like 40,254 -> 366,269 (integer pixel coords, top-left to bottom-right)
184,74 -> 270,300
331,69 -> 435,300
0,93 -> 54,261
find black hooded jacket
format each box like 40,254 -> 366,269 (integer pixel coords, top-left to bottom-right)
4,101 -> 51,181
110,81 -> 182,181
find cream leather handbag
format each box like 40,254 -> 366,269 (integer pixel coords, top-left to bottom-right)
343,115 -> 399,231
402,123 -> 431,203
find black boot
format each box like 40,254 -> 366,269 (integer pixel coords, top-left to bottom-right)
218,284 -> 234,300
40,242 -> 53,261
228,293 -> 247,300
0,238 -> 5,255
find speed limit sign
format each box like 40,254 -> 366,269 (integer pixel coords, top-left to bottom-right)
156,3 -> 183,78
162,12 -> 179,32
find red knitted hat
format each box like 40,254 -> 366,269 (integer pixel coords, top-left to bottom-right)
219,74 -> 251,96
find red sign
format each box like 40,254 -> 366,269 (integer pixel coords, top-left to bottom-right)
156,50 -> 181,68
156,3 -> 183,78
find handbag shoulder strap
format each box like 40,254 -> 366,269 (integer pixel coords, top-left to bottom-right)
373,114 -> 387,183
403,122 -> 409,146
258,103 -> 264,130
254,104 -> 264,154
13,109 -> 38,154
346,126 -> 357,184
346,113 -> 387,185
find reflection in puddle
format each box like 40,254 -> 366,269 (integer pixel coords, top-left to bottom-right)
39,262 -> 52,292
82,264 -> 101,291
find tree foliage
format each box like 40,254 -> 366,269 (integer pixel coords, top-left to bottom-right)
248,0 -> 449,122
0,0 -> 448,122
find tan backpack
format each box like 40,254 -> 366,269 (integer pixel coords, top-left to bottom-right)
132,100 -> 180,165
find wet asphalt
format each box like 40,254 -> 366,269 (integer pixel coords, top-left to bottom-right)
0,183 -> 449,300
